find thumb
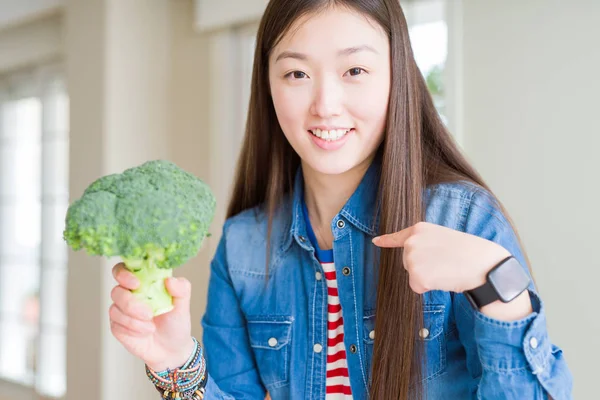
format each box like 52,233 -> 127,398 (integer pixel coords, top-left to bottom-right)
165,277 -> 191,314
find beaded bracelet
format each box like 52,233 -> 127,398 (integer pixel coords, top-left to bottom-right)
147,344 -> 203,387
179,337 -> 203,370
147,356 -> 205,393
146,337 -> 208,399
153,339 -> 205,381
148,359 -> 207,399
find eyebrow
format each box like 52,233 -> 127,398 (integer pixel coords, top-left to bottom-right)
275,45 -> 379,63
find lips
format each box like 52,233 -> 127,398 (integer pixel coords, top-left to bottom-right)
307,128 -> 354,151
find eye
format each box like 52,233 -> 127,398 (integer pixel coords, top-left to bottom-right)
285,71 -> 308,80
346,67 -> 366,77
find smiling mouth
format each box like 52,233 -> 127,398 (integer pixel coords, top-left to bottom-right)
308,128 -> 354,142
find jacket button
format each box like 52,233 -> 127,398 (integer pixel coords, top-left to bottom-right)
342,267 -> 351,276
336,220 -> 345,229
369,330 -> 375,340
419,328 -> 430,339
529,337 -> 539,349
268,338 -> 278,347
313,343 -> 323,353
315,272 -> 322,281
298,236 -> 306,243
349,344 -> 357,354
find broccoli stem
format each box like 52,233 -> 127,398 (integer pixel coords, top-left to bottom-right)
122,253 -> 174,316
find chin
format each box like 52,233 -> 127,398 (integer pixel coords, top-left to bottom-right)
303,158 -> 361,177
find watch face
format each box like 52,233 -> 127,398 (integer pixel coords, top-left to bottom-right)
488,258 -> 531,302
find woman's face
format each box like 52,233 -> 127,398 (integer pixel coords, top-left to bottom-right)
269,6 -> 391,177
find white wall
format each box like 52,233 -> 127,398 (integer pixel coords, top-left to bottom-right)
194,0 -> 265,32
66,0 -> 173,398
0,12 -> 62,75
0,0 -> 62,30
169,0 -> 214,345
461,1 -> 600,397
65,1 -> 216,398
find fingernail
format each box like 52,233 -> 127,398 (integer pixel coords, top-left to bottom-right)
372,237 -> 380,243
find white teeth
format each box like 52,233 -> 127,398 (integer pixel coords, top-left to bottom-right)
311,128 -> 351,142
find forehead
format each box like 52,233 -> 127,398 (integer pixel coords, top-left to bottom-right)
272,6 -> 388,58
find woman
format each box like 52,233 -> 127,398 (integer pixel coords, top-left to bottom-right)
109,0 -> 572,398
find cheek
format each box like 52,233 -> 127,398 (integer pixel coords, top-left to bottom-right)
270,84 -> 310,138
349,81 -> 390,138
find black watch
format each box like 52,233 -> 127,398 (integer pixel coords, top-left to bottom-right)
464,256 -> 531,309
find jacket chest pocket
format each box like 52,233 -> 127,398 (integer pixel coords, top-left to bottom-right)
419,304 -> 446,381
363,304 -> 446,382
247,317 -> 293,391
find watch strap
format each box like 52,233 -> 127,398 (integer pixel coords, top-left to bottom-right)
464,279 -> 498,309
465,256 -> 518,309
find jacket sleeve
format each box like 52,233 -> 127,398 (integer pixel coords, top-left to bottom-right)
453,189 -> 573,400
199,222 -> 267,399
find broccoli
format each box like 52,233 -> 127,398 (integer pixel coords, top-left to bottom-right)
63,160 -> 216,316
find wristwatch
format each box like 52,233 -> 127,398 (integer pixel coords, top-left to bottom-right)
464,256 -> 531,309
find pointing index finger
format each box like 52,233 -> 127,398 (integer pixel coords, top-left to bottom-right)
372,226 -> 413,248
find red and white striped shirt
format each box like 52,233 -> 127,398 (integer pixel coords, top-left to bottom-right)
321,261 -> 353,398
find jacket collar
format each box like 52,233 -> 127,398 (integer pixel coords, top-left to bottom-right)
285,158 -> 381,252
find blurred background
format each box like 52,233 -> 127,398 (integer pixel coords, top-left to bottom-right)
0,0 -> 597,399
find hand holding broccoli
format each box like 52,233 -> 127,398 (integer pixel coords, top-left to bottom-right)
63,160 -> 216,315
109,262 -> 196,371
64,160 -> 215,370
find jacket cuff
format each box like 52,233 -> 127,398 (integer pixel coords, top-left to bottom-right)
204,375 -> 236,400
474,290 -> 552,375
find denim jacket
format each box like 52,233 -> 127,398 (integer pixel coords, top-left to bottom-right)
200,161 -> 573,399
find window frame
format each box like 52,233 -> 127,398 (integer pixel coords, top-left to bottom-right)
0,62 -> 68,400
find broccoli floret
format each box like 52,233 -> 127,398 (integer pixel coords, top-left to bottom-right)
63,160 -> 216,316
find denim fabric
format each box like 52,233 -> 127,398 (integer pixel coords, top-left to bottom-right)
200,161 -> 573,399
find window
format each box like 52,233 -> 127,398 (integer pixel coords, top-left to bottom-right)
405,0 -> 448,122
0,65 -> 69,398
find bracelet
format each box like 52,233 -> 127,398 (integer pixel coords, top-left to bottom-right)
146,337 -> 208,399
155,339 -> 204,380
148,358 -> 206,398
146,342 -> 206,390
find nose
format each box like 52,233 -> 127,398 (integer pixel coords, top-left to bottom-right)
309,77 -> 343,118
